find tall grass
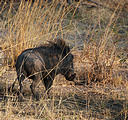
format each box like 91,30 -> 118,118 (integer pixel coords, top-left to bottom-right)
74,0 -> 127,86
1,0 -> 75,67
0,0 -> 128,120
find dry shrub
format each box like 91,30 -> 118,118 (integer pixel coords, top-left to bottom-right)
74,44 -> 115,85
74,2 -> 125,86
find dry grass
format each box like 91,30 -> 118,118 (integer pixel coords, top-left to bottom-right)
0,0 -> 128,120
1,0 -> 75,67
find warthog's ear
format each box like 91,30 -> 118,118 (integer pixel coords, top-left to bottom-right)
55,38 -> 66,49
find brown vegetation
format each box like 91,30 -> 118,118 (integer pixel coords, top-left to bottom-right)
0,0 -> 128,119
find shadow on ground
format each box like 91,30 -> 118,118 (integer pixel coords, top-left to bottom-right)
0,70 -> 128,120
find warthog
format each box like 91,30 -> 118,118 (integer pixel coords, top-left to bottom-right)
10,38 -> 76,100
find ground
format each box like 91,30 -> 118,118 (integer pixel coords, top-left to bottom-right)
0,58 -> 128,119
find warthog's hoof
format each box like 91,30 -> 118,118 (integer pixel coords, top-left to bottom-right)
17,92 -> 24,102
33,93 -> 40,101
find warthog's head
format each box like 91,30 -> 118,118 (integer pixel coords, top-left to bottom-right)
60,53 -> 76,81
56,40 -> 76,81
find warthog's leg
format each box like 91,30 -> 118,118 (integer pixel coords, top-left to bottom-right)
8,78 -> 17,93
17,74 -> 25,100
43,76 -> 53,96
30,74 -> 41,100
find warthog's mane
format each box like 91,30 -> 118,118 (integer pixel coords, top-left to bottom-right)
38,38 -> 70,55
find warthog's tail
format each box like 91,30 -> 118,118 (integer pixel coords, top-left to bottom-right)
8,77 -> 17,93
